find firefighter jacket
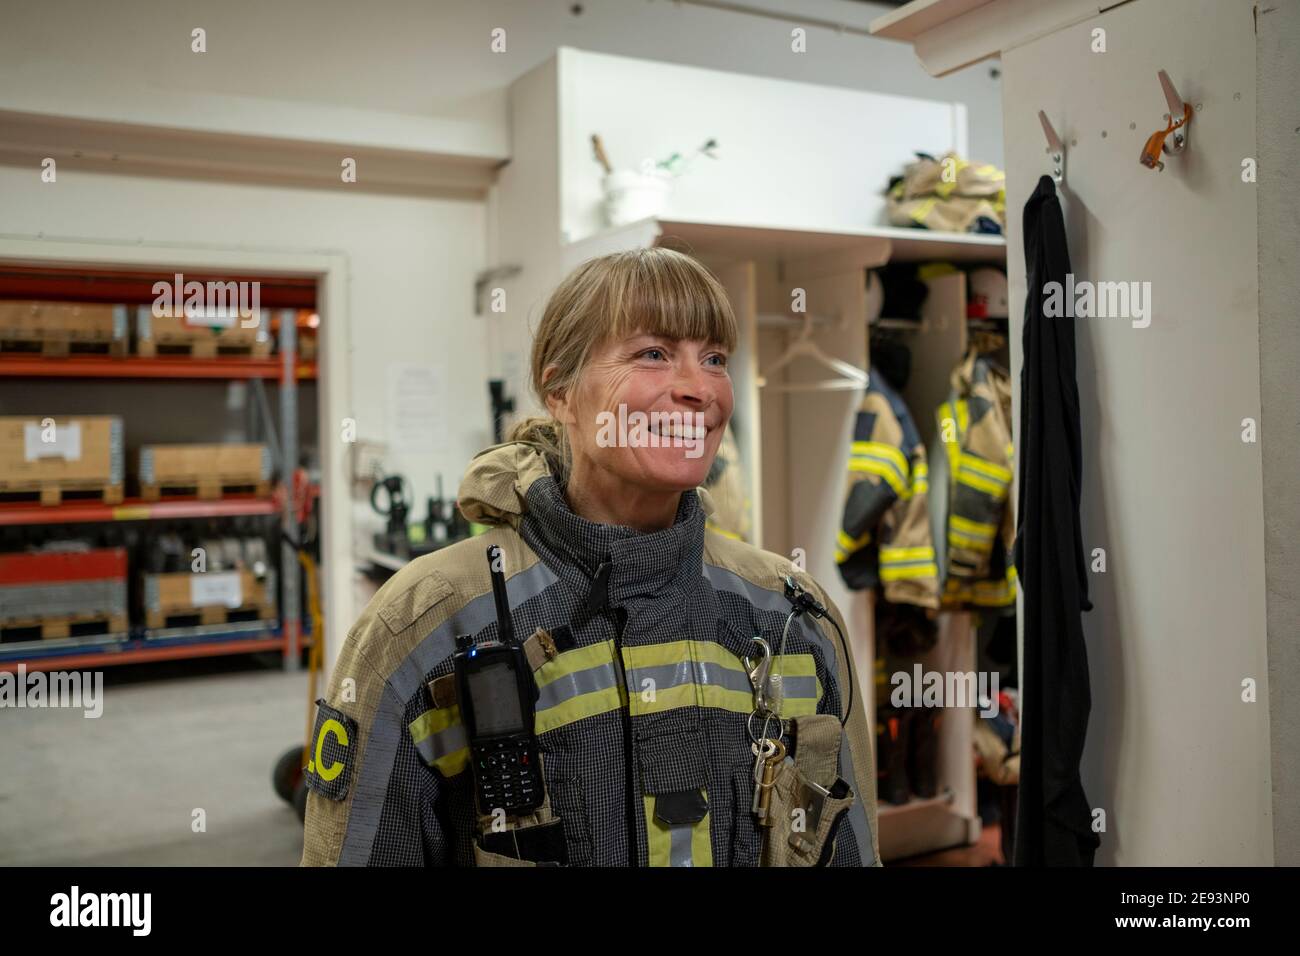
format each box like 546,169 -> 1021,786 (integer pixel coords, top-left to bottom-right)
301,440 -> 880,867
937,351 -> 1017,609
886,152 -> 1007,234
835,369 -> 940,608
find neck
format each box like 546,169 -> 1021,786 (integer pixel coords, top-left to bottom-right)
564,457 -> 683,533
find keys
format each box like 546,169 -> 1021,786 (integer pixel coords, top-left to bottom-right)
751,739 -> 775,814
756,739 -> 787,827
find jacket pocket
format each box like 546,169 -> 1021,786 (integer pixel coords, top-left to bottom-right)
761,764 -> 856,867
542,755 -> 593,866
638,718 -> 714,866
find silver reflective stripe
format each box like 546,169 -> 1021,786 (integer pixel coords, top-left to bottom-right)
669,823 -> 694,867
537,660 -> 620,711
413,722 -> 468,766
624,659 -> 752,695
703,563 -> 875,866
781,675 -> 818,700
339,559 -> 559,866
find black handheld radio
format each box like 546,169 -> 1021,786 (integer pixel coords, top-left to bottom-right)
453,545 -> 545,816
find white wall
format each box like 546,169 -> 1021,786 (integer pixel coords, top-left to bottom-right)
1002,0 -> 1271,864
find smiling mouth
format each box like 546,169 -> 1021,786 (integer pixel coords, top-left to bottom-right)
647,420 -> 709,441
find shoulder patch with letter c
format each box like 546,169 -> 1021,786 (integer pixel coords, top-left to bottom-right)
305,699 -> 358,801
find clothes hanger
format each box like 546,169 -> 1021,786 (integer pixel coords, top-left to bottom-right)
757,312 -> 870,393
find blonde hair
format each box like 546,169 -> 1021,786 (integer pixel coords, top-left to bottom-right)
508,247 -> 738,486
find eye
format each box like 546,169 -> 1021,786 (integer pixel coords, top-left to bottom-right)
637,347 -> 669,362
705,352 -> 729,368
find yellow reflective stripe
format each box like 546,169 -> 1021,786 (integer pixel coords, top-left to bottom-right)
848,457 -> 909,499
838,527 -> 871,552
409,704 -> 471,776
644,792 -> 713,867
705,520 -> 742,541
950,514 -> 997,538
771,652 -> 822,717
414,642 -> 827,750
880,546 -> 935,563
948,529 -> 994,551
410,704 -> 459,743
536,687 -> 623,734
852,441 -> 909,479
534,639 -> 626,734
881,563 -> 938,582
911,460 -> 930,495
956,471 -> 1006,497
959,455 -> 1012,483
910,196 -> 938,223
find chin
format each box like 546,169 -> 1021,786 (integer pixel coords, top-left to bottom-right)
635,446 -> 716,491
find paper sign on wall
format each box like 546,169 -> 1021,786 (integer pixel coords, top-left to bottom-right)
387,364 -> 447,455
24,422 -> 82,462
191,572 -> 243,608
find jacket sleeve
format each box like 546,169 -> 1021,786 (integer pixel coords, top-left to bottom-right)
804,580 -> 883,868
836,406 -> 903,568
300,614 -> 452,867
941,402 -> 1014,582
878,445 -> 940,608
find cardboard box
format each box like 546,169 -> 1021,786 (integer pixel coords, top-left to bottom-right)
0,416 -> 124,504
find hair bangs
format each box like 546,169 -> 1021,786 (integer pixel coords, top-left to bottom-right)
604,249 -> 738,353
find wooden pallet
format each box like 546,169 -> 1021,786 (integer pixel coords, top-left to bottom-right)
136,337 -> 272,359
139,478 -> 271,501
144,603 -> 276,631
0,611 -> 128,641
0,333 -> 128,356
0,479 -> 124,506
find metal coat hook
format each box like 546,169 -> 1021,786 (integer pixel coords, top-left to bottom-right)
1038,110 -> 1066,185
1139,70 -> 1192,171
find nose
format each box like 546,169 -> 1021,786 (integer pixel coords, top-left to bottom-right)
671,357 -> 715,409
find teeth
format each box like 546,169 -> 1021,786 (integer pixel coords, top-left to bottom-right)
649,423 -> 706,439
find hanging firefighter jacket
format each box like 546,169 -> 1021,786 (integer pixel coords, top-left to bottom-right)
936,350 -> 1017,609
835,368 -> 939,609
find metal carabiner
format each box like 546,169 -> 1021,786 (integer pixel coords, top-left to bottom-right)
744,636 -> 772,712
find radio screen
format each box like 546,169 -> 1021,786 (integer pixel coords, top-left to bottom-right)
467,662 -> 525,736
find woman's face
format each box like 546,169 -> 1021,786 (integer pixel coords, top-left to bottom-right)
549,331 -> 734,494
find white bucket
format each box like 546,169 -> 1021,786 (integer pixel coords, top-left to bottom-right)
602,168 -> 673,227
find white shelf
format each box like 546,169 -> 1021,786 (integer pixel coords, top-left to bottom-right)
564,216 -> 1005,271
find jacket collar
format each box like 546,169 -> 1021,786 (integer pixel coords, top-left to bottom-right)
458,441 -> 713,608
525,473 -> 708,607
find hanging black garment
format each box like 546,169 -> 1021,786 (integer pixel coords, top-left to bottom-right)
1013,175 -> 1100,867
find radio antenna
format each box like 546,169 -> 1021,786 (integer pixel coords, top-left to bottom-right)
486,545 -> 516,645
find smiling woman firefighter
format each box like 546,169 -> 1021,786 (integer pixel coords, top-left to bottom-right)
301,248 -> 880,867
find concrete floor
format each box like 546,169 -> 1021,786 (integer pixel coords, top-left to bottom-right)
0,654 -> 308,866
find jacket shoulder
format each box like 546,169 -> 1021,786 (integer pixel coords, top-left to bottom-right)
703,528 -> 830,606
345,528 -> 543,683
